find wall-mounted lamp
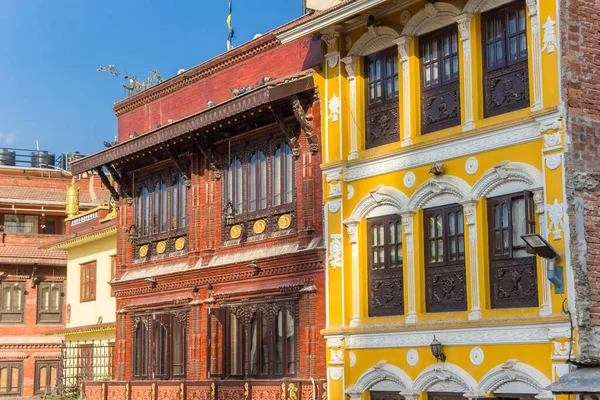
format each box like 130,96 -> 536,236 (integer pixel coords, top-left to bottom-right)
430,336 -> 446,362
521,233 -> 563,294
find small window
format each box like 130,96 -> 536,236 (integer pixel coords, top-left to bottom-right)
424,204 -> 467,313
488,191 -> 538,309
3,214 -> 39,233
0,282 -> 25,324
34,360 -> 59,395
80,261 -> 97,302
37,282 -> 63,324
0,362 -> 22,395
420,26 -> 461,134
367,215 -> 404,317
364,46 -> 400,149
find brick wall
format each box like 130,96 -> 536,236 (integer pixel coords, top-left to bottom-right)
560,0 -> 600,364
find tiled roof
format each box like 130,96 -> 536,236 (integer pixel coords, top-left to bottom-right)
0,185 -> 105,205
0,245 -> 66,266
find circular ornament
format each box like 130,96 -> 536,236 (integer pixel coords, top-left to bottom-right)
465,157 -> 479,175
407,349 -> 419,366
349,351 -> 357,367
175,237 -> 186,251
139,245 -> 149,258
253,219 -> 267,234
156,241 -> 167,254
278,214 -> 292,230
404,171 -> 416,188
400,10 -> 411,25
470,347 -> 484,365
230,225 -> 242,239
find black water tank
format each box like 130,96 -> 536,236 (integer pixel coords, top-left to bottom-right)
0,149 -> 16,166
30,151 -> 55,168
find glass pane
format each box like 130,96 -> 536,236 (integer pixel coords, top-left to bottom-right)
450,237 -> 456,260
259,152 -> 267,210
496,17 -> 503,39
143,188 -> 149,235
2,288 -> 10,311
452,32 -> 458,53
261,312 -> 269,374
14,286 -> 22,310
386,56 -> 393,76
425,65 -> 431,86
444,58 -> 451,81
369,84 -> 375,101
496,41 -> 503,63
285,145 -> 293,204
503,230 -> 509,251
432,41 -> 438,60
449,212 -> 456,235
390,246 -> 396,265
458,236 -> 465,257
389,223 -> 396,244
286,309 -> 295,374
393,56 -> 398,74
372,225 -> 378,246
509,36 -> 517,60
488,44 -> 495,67
424,42 -> 430,63
394,76 -> 399,96
430,241 -> 436,262
386,78 -> 392,97
520,33 -> 527,57
235,160 -> 243,213
39,367 -> 47,391
379,247 -> 384,265
10,367 -> 17,391
376,82 -> 382,99
0,367 -> 6,392
452,56 -> 459,78
369,62 -> 374,80
436,214 -> 443,236
159,325 -> 167,375
229,313 -> 240,375
519,8 -> 526,30
161,183 -> 167,232
502,203 -> 509,228
437,239 -> 444,262
249,154 -> 257,212
432,62 -> 439,83
153,183 -> 159,233
487,19 -> 495,41
171,184 -> 178,230
457,211 -> 464,234
429,216 -> 435,238
250,315 -> 258,375
276,310 -> 283,374
375,59 -> 381,79
397,242 -> 403,263
512,197 -> 527,257
509,12 -> 516,34
273,147 -> 281,206
443,35 -> 450,56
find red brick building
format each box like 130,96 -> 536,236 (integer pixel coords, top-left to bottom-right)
72,32 -> 326,400
0,162 -> 107,397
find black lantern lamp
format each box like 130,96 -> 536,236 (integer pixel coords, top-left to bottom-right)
223,200 -> 235,225
127,224 -> 140,245
430,336 -> 446,362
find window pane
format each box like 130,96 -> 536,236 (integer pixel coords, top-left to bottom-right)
179,177 -> 187,227
430,241 -> 436,263
394,76 -> 399,96
432,62 -> 439,83
386,78 -> 393,97
2,288 -> 10,311
375,59 -> 381,79
249,154 -> 256,212
512,197 -> 528,257
261,312 -> 269,374
235,160 -> 243,213
153,183 -> 160,233
0,367 -> 6,392
450,237 -> 456,260
488,44 -> 495,67
275,310 -> 283,374
437,239 -> 444,262
273,147 -> 281,206
143,188 -> 149,236
49,366 -> 57,387
452,56 -> 459,78
369,62 -> 374,80
259,152 -> 267,210
443,35 -> 450,56
520,33 -> 527,57
509,36 -> 517,60
39,367 -> 47,391
171,184 -> 178,230
376,82 -> 382,99
230,314 -> 241,375
457,211 -> 464,234
250,315 -> 258,375
286,309 -> 295,374
502,203 -> 509,228
458,236 -> 465,259
436,215 -> 443,236
429,216 -> 435,238
10,367 -> 17,392
173,317 -> 183,376
449,212 -> 456,235
509,12 -> 517,34
161,182 -> 167,232
444,58 -> 451,81
284,144 -> 293,204
496,41 -> 504,63
432,41 -> 438,60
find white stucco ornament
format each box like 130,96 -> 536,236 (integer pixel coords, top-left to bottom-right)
329,367 -> 343,381
347,184 -> 355,200
349,351 -> 357,367
470,347 -> 484,365
547,199 -> 564,240
465,157 -> 479,175
406,349 -> 419,366
403,171 -> 416,188
546,154 -> 562,170
328,200 -> 341,213
400,10 -> 411,25
542,16 -> 557,54
328,234 -> 343,269
328,93 -> 341,122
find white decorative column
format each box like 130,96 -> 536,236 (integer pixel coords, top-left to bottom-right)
400,390 -> 420,400
341,56 -> 359,161
462,200 -> 482,321
533,190 -> 552,316
526,0 -> 543,111
401,210 -> 417,323
393,36 -> 412,147
456,13 -> 475,132
344,218 -> 361,327
345,385 -> 364,400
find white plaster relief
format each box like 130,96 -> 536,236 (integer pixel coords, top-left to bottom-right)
328,200 -> 341,213
325,51 -> 340,69
347,184 -> 355,200
525,0 -> 543,111
400,10 -> 411,25
343,219 -> 361,327
406,349 -> 419,366
394,35 -> 413,147
542,16 -> 557,54
328,234 -> 343,269
547,199 -> 564,240
329,367 -> 343,381
477,361 -> 551,394
465,157 -> 478,175
540,118 -> 561,133
341,56 -> 359,160
403,171 -> 416,188
543,132 -> 562,150
329,182 -> 342,198
402,211 -> 417,323
463,201 -> 482,321
321,29 -> 341,49
551,341 -> 571,361
352,362 -> 413,393
470,347 -> 484,366
349,351 -> 357,367
548,326 -> 571,339
545,154 -> 561,170
330,348 -> 344,364
456,13 -> 475,131
326,171 -> 342,182
413,363 -> 478,393
328,93 -> 341,122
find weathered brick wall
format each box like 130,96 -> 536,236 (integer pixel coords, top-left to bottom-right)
560,0 -> 600,364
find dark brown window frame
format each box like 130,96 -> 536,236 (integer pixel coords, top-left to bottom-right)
131,309 -> 188,381
0,361 -> 22,396
481,0 -> 530,118
80,261 -> 96,302
37,282 -> 63,324
207,298 -> 299,379
419,25 -> 461,134
364,46 -> 400,149
424,204 -> 467,313
367,215 -> 404,317
223,134 -> 296,225
487,191 -> 538,309
34,360 -> 60,395
0,282 -> 25,324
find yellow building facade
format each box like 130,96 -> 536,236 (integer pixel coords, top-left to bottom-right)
278,1 -> 572,400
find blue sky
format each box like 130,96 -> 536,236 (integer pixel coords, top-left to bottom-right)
0,1 -> 301,159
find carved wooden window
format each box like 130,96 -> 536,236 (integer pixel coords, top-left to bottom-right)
424,205 -> 467,313
131,310 -> 187,380
488,191 -> 538,309
0,282 -> 25,324
367,215 -> 404,317
207,300 -> 298,379
135,170 -> 188,243
80,261 -> 96,302
364,46 -> 400,149
482,1 -> 530,117
420,26 -> 461,134
223,138 -> 295,222
34,360 -> 59,395
37,282 -> 63,324
0,362 -> 22,396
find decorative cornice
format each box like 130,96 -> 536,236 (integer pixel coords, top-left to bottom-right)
44,225 -> 117,250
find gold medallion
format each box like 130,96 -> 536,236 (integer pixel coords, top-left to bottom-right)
253,219 -> 266,234
230,225 -> 242,239
156,241 -> 167,254
139,245 -> 149,257
278,214 -> 292,230
175,237 -> 186,251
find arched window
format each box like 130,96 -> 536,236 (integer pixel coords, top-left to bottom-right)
133,321 -> 148,378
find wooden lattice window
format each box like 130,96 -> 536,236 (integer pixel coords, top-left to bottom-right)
34,360 -> 59,395
0,282 -> 25,324
37,282 -> 63,324
420,25 -> 461,134
80,261 -> 96,302
367,215 -> 404,317
364,46 -> 400,149
482,0 -> 530,117
488,191 -> 538,309
0,362 -> 22,396
424,204 -> 467,313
